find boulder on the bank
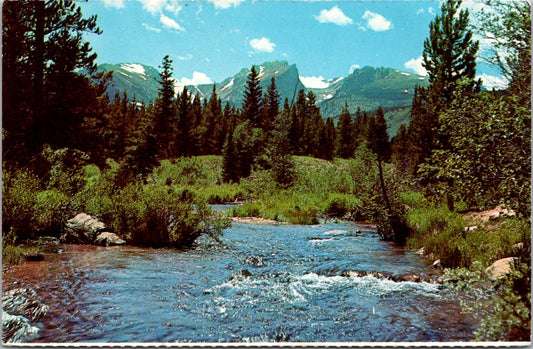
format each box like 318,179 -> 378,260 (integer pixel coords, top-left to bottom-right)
95,232 -> 126,247
432,259 -> 442,269
485,257 -> 518,280
62,213 -> 106,244
23,252 -> 44,262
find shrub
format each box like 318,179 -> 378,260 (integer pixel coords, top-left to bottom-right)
34,189 -> 73,235
196,184 -> 248,204
108,183 -> 230,247
2,168 -> 41,241
445,260 -> 531,341
324,193 -> 362,217
42,146 -> 89,195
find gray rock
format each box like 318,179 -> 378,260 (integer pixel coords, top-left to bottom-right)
485,257 -> 518,280
23,252 -> 44,262
62,213 -> 107,244
432,259 -> 442,269
95,232 -> 126,246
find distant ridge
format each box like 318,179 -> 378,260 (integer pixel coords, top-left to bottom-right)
97,61 -> 430,136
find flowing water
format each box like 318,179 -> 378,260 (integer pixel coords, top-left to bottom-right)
3,211 -> 476,343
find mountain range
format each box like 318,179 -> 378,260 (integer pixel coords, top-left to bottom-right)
98,60 -> 430,137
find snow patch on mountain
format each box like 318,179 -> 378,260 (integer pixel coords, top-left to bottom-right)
220,78 -> 234,92
121,63 -> 146,76
478,73 -> 508,90
118,71 -> 133,78
258,66 -> 265,78
300,76 -> 330,89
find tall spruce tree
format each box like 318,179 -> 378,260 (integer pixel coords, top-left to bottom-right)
336,102 -> 355,158
154,55 -> 175,159
2,0 -> 105,166
242,65 -> 263,127
418,0 -> 480,210
262,77 -> 281,132
175,86 -> 192,157
422,0 -> 480,110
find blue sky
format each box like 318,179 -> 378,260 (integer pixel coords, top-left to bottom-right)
80,0 -> 506,89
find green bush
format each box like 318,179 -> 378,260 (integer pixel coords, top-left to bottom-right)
34,189 -> 72,235
153,157 -> 221,187
108,183 -> 230,247
445,261 -> 531,341
2,168 -> 41,241
324,193 -> 362,217
42,146 -> 89,195
196,183 -> 248,204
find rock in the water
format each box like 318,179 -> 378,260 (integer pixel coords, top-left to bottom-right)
415,247 -> 425,256
62,213 -> 107,244
485,257 -> 518,280
432,259 -> 442,269
23,252 -> 44,262
2,313 -> 39,343
95,232 -> 126,246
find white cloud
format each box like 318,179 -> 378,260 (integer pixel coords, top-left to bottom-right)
142,23 -> 161,33
174,72 -> 213,93
101,0 -> 126,9
137,0 -> 166,15
250,37 -> 276,53
428,7 -> 435,16
177,53 -> 193,61
160,14 -> 185,32
416,8 -> 424,15
478,73 -> 509,90
164,0 -> 182,15
135,0 -> 181,15
349,64 -> 361,74
404,56 -> 428,76
362,11 -> 392,32
208,0 -> 245,9
314,6 -> 353,26
300,76 -> 330,89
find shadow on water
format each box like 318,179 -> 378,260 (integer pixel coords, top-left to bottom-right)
3,220 -> 476,343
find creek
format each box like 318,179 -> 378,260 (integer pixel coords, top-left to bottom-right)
3,209 -> 476,343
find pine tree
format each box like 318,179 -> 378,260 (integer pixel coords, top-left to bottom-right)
2,0 -> 105,166
175,86 -> 192,157
422,0 -> 480,111
154,55 -> 175,159
262,77 -> 281,132
319,117 -> 336,160
301,92 -> 323,156
268,99 -> 295,187
368,107 -> 390,163
335,102 -> 355,158
221,130 -> 239,183
391,124 -> 410,173
242,66 -> 263,127
407,86 -> 435,174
